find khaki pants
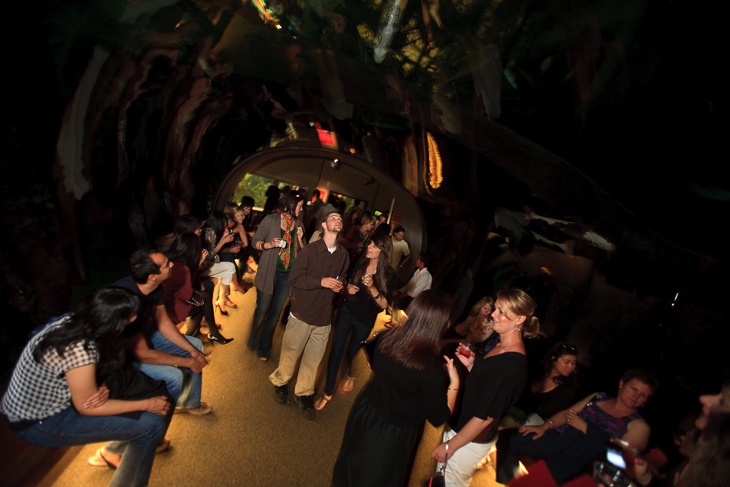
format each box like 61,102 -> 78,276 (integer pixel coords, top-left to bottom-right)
269,314 -> 331,397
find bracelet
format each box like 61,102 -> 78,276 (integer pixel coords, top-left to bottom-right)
447,387 -> 458,392
546,419 -> 554,428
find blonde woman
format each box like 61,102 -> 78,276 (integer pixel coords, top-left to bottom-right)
433,288 -> 539,487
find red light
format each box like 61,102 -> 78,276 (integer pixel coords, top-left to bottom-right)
317,130 -> 333,145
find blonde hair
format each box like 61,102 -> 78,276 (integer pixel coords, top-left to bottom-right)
360,215 -> 376,227
468,296 -> 495,318
497,288 -> 540,338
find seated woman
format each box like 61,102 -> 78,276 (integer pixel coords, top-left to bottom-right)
443,296 -> 499,353
331,290 -> 459,486
432,287 -> 538,487
508,341 -> 579,426
201,211 -> 247,314
315,233 -> 397,410
236,196 -> 259,268
231,204 -> 255,275
673,413 -> 730,487
164,233 -> 233,344
496,368 -> 657,485
221,210 -> 249,260
0,287 -> 172,487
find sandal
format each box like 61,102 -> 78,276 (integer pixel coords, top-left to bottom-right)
87,448 -> 107,467
340,376 -> 356,394
99,448 -> 120,469
314,395 -> 332,411
156,437 -> 171,454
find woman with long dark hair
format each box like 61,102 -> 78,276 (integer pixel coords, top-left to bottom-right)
246,191 -> 306,361
509,341 -> 579,425
164,233 -> 233,344
201,211 -> 247,314
315,233 -> 397,410
433,287 -> 538,487
1,288 -> 171,487
331,290 -> 459,486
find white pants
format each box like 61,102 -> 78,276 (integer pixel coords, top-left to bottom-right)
203,261 -> 235,285
437,428 -> 496,487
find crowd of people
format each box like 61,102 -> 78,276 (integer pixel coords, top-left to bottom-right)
2,187 -> 728,487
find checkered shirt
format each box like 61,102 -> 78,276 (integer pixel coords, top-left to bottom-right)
1,315 -> 99,423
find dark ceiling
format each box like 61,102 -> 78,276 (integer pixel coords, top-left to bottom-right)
2,0 -> 727,262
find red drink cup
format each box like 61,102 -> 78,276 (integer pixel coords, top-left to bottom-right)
457,343 -> 475,358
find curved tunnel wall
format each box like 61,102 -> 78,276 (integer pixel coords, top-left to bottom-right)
213,147 -> 426,267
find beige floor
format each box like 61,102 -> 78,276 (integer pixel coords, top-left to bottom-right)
39,270 -> 500,487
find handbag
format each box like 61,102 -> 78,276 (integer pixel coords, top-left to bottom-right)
101,364 -> 171,420
424,440 -> 448,487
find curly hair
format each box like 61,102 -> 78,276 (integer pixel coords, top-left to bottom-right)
677,413 -> 730,487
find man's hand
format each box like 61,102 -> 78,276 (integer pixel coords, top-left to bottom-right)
187,355 -> 208,373
321,277 -> 343,292
83,384 -> 110,409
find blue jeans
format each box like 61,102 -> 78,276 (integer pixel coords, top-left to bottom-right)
323,305 -> 372,396
247,271 -> 291,358
17,406 -> 164,487
135,331 -> 203,409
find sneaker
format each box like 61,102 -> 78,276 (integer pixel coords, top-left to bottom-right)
174,402 -> 212,416
274,384 -> 288,404
293,394 -> 316,420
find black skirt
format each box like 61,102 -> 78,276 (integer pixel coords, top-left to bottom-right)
332,392 -> 424,487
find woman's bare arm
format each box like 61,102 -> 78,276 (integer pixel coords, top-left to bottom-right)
66,364 -> 170,417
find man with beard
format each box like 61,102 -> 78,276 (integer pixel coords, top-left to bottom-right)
269,212 -> 349,420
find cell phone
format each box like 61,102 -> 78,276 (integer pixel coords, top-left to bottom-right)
606,444 -> 626,470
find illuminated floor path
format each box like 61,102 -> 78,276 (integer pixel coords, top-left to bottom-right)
39,268 -> 501,487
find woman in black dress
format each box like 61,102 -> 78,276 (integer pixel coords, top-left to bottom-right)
332,290 -> 459,487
